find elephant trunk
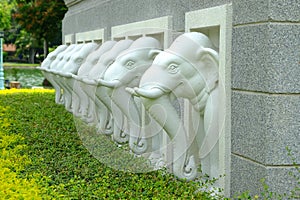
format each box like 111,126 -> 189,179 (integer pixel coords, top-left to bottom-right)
43,72 -> 63,104
134,87 -> 165,99
109,86 -> 147,154
94,86 -> 123,138
94,85 -> 127,143
140,94 -> 197,180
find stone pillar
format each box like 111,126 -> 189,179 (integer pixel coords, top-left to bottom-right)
231,0 -> 300,197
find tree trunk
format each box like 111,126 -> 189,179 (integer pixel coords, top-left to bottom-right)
43,39 -> 48,60
29,48 -> 36,64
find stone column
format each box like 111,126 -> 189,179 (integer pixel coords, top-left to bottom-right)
231,0 -> 300,197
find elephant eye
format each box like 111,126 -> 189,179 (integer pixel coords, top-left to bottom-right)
125,60 -> 135,69
75,58 -> 84,64
105,60 -> 114,67
92,59 -> 98,66
167,64 -> 179,74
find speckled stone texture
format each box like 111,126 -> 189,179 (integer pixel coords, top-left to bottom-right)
230,154 -> 267,197
232,23 -> 300,93
231,0 -> 299,196
269,0 -> 300,22
63,0 -> 232,40
232,91 -> 300,165
233,0 -> 300,25
231,154 -> 299,197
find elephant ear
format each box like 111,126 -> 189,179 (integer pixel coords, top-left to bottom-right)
148,49 -> 162,60
197,48 -> 219,93
197,47 -> 219,92
197,47 -> 219,66
196,48 -> 220,160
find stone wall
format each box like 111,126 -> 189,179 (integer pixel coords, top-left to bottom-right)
231,0 -> 300,197
62,0 -> 231,41
62,0 -> 300,197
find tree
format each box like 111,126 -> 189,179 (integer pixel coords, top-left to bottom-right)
15,29 -> 41,63
0,0 -> 16,30
1,0 -> 20,46
14,0 -> 67,60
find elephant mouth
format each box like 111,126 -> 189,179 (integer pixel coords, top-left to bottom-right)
126,84 -> 172,99
97,79 -> 122,88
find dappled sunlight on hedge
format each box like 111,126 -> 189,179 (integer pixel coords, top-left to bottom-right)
0,89 -> 214,199
0,88 -> 54,94
0,105 -> 54,199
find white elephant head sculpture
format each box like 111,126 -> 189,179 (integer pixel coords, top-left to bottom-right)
57,43 -> 98,76
40,44 -> 68,70
128,32 -> 219,180
80,40 -> 134,136
48,44 -> 76,72
99,36 -> 162,154
42,44 -> 77,104
76,41 -> 117,78
71,41 -> 117,117
53,44 -> 84,72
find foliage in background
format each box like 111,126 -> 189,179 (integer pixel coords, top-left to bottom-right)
0,89 -> 214,199
14,29 -> 41,63
0,0 -> 16,30
0,0 -> 44,63
1,0 -> 66,63
4,68 -> 44,88
0,0 -> 19,56
14,0 -> 67,58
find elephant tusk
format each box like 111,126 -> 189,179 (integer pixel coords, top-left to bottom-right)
97,79 -> 121,88
82,78 -> 98,85
61,72 -> 73,77
50,70 -> 60,75
125,87 -> 139,96
71,74 -> 78,79
43,68 -> 51,72
71,74 -> 83,80
134,87 -> 165,99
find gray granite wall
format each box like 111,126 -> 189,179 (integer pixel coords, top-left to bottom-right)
231,0 -> 300,197
62,0 -> 300,198
62,0 -> 231,40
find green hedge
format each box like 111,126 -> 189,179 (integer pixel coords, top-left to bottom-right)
0,89 -> 216,199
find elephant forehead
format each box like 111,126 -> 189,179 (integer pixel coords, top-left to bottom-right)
117,49 -> 150,61
152,52 -> 184,66
153,52 -> 197,74
106,60 -> 123,72
116,52 -> 138,63
104,52 -> 149,78
87,63 -> 107,79
103,61 -> 127,80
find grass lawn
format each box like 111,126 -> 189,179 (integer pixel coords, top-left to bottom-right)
3,62 -> 40,68
0,89 -> 217,199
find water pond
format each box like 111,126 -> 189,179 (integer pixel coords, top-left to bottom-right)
4,68 -> 45,88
